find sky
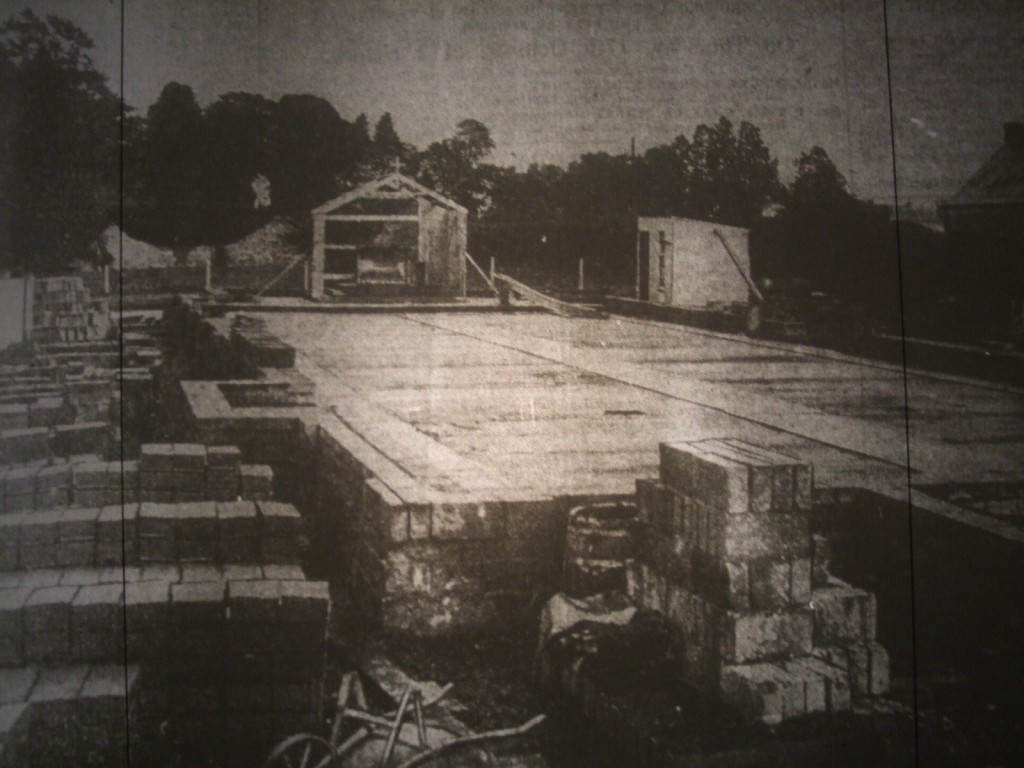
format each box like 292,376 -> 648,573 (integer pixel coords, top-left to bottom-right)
3,0 -> 1023,208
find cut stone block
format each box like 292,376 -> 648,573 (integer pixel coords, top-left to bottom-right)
719,662 -> 787,725
660,442 -> 749,515
0,666 -> 37,705
635,478 -> 682,533
227,579 -> 281,625
811,578 -> 876,644
748,557 -> 812,611
172,443 -> 207,471
816,642 -> 889,698
811,533 -> 832,587
639,562 -> 667,613
0,514 -> 20,570
660,439 -> 813,516
71,583 -> 125,662
784,656 -> 852,712
719,510 -> 811,561
140,444 -> 176,472
5,467 -> 38,497
0,587 -> 32,665
1,427 -> 52,463
28,397 -> 68,428
96,504 -> 137,566
35,463 -> 72,490
362,479 -> 408,544
218,501 -> 259,563
240,464 -> 273,498
206,445 -> 241,468
124,580 -> 170,663
172,471 -> 205,493
718,606 -> 814,664
52,422 -> 108,457
23,585 -> 77,662
72,462 -> 109,490
0,403 -> 29,430
29,664 -> 89,703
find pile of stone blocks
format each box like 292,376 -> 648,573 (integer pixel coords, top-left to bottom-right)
631,438 -> 888,724
230,316 -> 296,369
0,500 -> 305,573
0,490 -> 325,765
126,575 -> 329,755
30,277 -> 110,344
139,443 -> 269,503
0,664 -> 139,768
0,422 -> 110,466
316,422 -> 565,634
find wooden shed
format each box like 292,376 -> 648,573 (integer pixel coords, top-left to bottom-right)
636,217 -> 754,308
309,173 -> 467,299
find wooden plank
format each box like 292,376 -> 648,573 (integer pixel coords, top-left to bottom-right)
465,252 -> 499,296
713,228 -> 763,303
325,214 -> 420,222
493,273 -> 603,318
255,254 -> 306,297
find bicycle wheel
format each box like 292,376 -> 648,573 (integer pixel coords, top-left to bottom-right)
262,733 -> 337,768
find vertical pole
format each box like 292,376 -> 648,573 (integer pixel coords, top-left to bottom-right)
311,215 -> 326,300
103,265 -> 110,295
21,274 -> 30,343
489,257 -> 496,281
578,257 -> 585,292
204,255 -> 212,292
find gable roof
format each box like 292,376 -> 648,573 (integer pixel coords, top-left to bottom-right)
311,173 -> 467,216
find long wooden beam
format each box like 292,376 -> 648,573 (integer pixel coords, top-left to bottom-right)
464,252 -> 499,296
493,272 -> 603,318
713,228 -> 764,303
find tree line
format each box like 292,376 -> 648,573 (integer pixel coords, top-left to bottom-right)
2,9 -> 936,327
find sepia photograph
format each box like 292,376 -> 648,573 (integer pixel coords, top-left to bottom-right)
1,1 -> 1023,765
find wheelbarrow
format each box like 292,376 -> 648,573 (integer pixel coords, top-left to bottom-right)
263,672 -> 545,768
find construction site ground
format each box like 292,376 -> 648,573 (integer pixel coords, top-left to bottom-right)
259,308 -> 1024,764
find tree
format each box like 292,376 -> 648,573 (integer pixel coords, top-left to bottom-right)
451,119 -> 494,165
687,117 -> 782,227
124,81 -> 207,250
640,134 -> 693,217
416,119 -> 495,212
372,112 -> 403,164
270,94 -> 347,215
0,10 -> 122,273
755,145 -> 897,315
200,92 -> 278,243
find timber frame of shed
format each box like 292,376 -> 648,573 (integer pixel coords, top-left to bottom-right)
309,173 -> 468,300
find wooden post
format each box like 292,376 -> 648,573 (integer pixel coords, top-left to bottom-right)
204,256 -> 212,292
103,265 -> 110,295
578,257 -> 585,292
311,214 -> 326,300
489,257 -> 496,281
21,274 -> 31,344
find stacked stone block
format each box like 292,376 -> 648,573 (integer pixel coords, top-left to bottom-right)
230,316 -> 297,369
30,276 -> 110,343
140,443 -> 264,504
0,495 -> 326,765
316,424 -> 565,633
0,501 -> 305,573
631,438 -> 888,724
0,664 -> 139,768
